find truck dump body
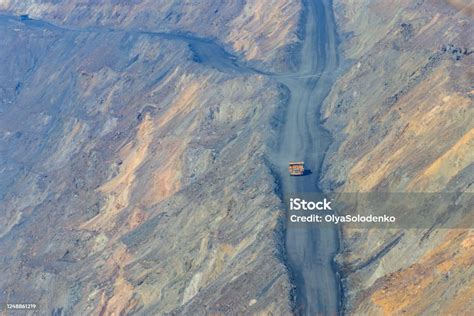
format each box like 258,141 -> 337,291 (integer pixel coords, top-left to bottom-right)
289,162 -> 305,176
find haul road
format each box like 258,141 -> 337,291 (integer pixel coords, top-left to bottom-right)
271,0 -> 342,315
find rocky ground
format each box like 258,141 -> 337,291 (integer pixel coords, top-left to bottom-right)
0,3 -> 298,314
322,0 -> 473,314
0,0 -> 302,73
0,0 -> 472,315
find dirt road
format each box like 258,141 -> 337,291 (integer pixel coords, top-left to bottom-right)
272,0 -> 342,315
4,2 -> 342,312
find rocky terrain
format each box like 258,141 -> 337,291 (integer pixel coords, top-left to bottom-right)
0,0 -> 472,315
0,3 -> 298,314
0,0 -> 302,73
322,0 -> 473,314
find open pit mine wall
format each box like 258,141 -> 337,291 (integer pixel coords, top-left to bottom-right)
321,0 -> 473,314
0,1 -> 303,315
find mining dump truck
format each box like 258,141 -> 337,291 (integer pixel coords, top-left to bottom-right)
288,162 -> 305,176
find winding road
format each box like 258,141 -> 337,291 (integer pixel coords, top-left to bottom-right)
272,0 -> 342,315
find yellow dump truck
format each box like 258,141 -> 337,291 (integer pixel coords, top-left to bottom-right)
288,162 -> 305,176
